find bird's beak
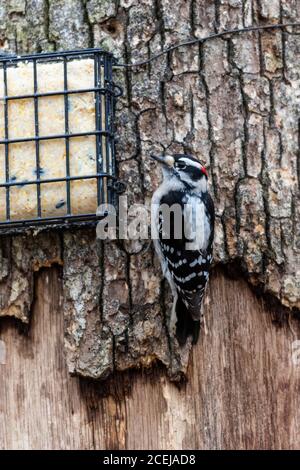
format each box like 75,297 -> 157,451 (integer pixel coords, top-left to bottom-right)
150,155 -> 175,167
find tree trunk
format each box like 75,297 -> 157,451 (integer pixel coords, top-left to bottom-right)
0,0 -> 300,449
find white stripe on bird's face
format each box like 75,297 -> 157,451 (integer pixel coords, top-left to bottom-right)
178,157 -> 204,171
178,170 -> 208,193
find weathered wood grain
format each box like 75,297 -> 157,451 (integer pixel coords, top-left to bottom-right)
1,267 -> 300,450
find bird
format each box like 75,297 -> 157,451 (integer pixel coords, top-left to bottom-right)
151,153 -> 214,345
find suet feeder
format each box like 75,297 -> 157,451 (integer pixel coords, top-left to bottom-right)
0,48 -> 122,234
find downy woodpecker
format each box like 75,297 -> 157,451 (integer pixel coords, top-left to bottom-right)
151,154 -> 214,345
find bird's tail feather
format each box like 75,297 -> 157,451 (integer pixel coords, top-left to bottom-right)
175,296 -> 200,346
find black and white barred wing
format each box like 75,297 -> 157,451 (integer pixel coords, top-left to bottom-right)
158,194 -> 214,320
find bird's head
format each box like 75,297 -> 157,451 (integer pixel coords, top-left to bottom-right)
151,153 -> 208,192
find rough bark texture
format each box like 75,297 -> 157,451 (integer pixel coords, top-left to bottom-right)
0,0 -> 299,384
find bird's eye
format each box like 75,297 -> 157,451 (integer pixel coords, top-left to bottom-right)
176,162 -> 186,170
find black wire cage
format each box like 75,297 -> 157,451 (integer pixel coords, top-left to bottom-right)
0,48 -> 122,235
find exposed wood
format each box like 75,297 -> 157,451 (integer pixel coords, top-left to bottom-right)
1,267 -> 300,450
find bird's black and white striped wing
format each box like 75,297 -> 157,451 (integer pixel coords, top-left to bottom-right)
158,190 -> 214,320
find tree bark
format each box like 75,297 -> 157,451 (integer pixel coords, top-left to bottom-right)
0,0 -> 300,449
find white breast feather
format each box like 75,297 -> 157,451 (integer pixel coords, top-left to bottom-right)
184,195 -> 210,252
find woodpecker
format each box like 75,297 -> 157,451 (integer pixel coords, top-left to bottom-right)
151,154 -> 214,345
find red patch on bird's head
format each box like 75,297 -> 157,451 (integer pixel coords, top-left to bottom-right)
201,166 -> 208,177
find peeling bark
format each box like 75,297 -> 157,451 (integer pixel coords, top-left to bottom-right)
0,0 -> 299,381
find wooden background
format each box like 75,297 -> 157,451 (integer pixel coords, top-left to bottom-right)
0,0 -> 300,449
1,267 -> 300,449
